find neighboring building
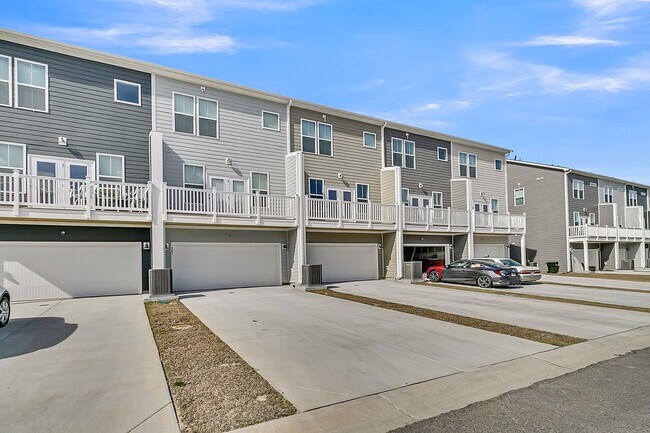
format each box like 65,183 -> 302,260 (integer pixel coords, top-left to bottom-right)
507,160 -> 649,272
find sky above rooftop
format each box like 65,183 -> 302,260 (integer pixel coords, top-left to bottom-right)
3,0 -> 650,183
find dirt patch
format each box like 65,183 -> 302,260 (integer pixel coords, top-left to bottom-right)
145,300 -> 296,433
312,290 -> 584,347
556,273 -> 650,283
420,282 -> 650,314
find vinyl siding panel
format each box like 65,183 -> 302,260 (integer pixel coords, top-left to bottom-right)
157,76 -> 288,194
285,153 -> 298,197
451,179 -> 469,210
383,231 -> 398,279
507,162 -> 568,271
290,107 -> 383,202
0,41 -> 151,183
384,129 -> 452,208
381,168 -> 397,204
598,178 -> 626,224
568,173 -> 599,225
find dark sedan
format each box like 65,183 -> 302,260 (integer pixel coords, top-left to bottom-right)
441,259 -> 521,288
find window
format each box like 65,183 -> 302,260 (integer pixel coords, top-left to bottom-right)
474,203 -> 488,212
97,154 -> 124,183
459,152 -> 477,178
490,199 -> 500,213
588,213 -> 596,225
318,123 -> 332,156
262,111 -> 280,131
514,187 -> 525,206
300,120 -> 333,156
411,196 -> 430,207
432,192 -> 443,208
174,93 -> 195,134
0,142 -> 25,171
391,138 -> 415,168
301,120 -> 316,153
251,172 -> 269,195
198,98 -> 218,138
309,178 -> 324,199
363,132 -> 376,148
0,55 -> 10,107
15,58 -> 48,112
437,147 -> 448,161
183,164 -> 204,189
603,185 -> 613,203
629,190 -> 638,206
401,188 -> 409,205
494,159 -> 503,171
573,212 -> 581,226
572,179 -> 584,200
356,183 -> 369,202
114,79 -> 141,105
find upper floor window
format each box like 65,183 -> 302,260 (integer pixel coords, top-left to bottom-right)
198,98 -> 218,138
514,187 -> 525,206
629,190 -> 638,206
97,153 -> 124,183
494,159 -> 503,171
401,188 -> 409,205
491,198 -> 500,213
114,79 -> 141,106
251,172 -> 269,195
15,58 -> 48,112
262,111 -> 280,131
301,120 -> 332,156
356,183 -> 369,202
432,192 -> 443,208
437,147 -> 448,161
363,132 -> 376,149
309,178 -> 324,199
0,55 -> 10,107
459,152 -> 477,178
572,179 -> 584,200
0,142 -> 25,171
183,164 -> 204,189
391,138 -> 415,169
603,185 -> 613,203
174,93 -> 195,134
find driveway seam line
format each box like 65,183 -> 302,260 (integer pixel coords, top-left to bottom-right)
0,299 -> 63,343
378,393 -> 418,421
127,401 -> 174,433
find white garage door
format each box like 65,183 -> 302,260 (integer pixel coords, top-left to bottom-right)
307,243 -> 378,283
474,244 -> 506,259
171,243 -> 282,292
0,242 -> 142,301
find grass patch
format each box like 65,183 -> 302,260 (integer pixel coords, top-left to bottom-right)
313,289 -> 585,347
145,300 -> 296,433
421,282 -> 650,314
556,273 -> 650,283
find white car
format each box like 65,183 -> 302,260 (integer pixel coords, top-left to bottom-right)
478,258 -> 542,283
0,286 -> 9,328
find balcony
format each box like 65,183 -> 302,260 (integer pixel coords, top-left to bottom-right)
0,172 -> 150,223
305,198 -> 397,230
473,211 -> 526,234
164,185 -> 297,227
403,207 -> 470,233
568,224 -> 647,242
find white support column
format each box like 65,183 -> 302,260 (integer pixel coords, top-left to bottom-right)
614,240 -> 620,270
520,234 -> 527,265
582,239 -> 589,272
150,131 -> 166,270
296,152 -> 307,284
396,203 -> 405,279
467,209 -> 475,259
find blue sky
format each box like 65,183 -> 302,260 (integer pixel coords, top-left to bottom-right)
3,0 -> 650,183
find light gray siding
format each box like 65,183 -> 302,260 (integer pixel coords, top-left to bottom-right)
0,40 -> 152,183
598,178 -> 626,225
381,168 -> 397,204
507,162 -> 569,271
290,107 -> 383,202
451,179 -> 469,210
568,172 -> 599,225
157,76 -> 288,194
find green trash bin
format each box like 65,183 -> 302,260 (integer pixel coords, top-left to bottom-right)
546,262 -> 559,273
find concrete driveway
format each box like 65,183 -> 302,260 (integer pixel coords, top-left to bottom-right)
334,281 -> 650,340
0,296 -> 178,433
181,286 -> 553,412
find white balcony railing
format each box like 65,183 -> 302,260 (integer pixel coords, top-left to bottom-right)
403,207 -> 469,229
0,172 -> 150,215
306,198 -> 397,226
165,185 -> 296,222
569,224 -> 646,241
473,211 -> 526,232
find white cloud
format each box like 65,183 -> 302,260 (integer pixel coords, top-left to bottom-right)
449,100 -> 472,109
573,0 -> 650,16
414,102 -> 441,111
139,33 -> 235,53
515,35 -> 621,47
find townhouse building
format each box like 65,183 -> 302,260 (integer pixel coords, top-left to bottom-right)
507,160 -> 649,272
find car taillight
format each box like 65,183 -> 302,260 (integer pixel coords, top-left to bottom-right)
520,270 -> 531,274
493,270 -> 502,276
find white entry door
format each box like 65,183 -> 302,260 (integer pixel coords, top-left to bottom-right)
307,243 -> 379,283
29,156 -> 94,206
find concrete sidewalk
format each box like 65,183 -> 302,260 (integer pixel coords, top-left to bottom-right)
232,326 -> 650,433
542,274 -> 650,292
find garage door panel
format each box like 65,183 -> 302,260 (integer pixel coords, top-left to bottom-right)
474,244 -> 506,259
307,243 -> 378,283
172,243 -> 282,292
0,242 -> 142,301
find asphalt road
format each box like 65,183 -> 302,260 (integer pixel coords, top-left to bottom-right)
391,347 -> 650,433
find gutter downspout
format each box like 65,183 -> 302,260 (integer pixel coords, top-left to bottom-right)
286,99 -> 293,154
564,169 -> 572,272
380,122 -> 387,169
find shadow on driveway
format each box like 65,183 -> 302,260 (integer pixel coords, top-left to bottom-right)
0,317 -> 77,360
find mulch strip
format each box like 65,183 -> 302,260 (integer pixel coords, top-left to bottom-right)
145,300 -> 296,433
556,272 -> 650,283
420,282 -> 650,314
312,289 -> 585,347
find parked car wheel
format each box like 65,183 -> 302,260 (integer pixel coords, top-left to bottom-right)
0,295 -> 9,328
427,270 -> 440,282
476,275 -> 493,288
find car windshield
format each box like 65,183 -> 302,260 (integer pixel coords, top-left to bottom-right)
499,259 -> 522,266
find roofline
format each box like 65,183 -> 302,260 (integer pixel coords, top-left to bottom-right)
1,28 -> 514,154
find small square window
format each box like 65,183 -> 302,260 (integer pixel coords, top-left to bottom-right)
494,159 -> 503,171
97,154 -> 124,183
491,198 -> 500,213
432,192 -> 443,208
183,164 -> 205,189
363,132 -> 376,148
114,80 -> 141,105
251,172 -> 269,195
262,111 -> 280,131
401,188 -> 409,204
309,178 -> 324,199
437,147 -> 448,161
356,184 -> 369,202
514,188 -> 525,206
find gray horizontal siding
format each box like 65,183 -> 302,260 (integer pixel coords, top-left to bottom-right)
0,40 -> 151,183
568,173 -> 599,224
158,76 -> 288,194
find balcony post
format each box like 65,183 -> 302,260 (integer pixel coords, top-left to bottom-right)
507,211 -> 511,233
162,182 -> 168,222
490,211 -> 494,233
367,201 -> 373,229
447,207 -> 451,231
85,176 -> 92,219
582,239 -> 590,272
520,234 -> 527,265
425,207 -> 430,231
147,181 -> 153,221
12,169 -> 20,216
256,191 -> 262,224
212,187 -> 218,223
337,199 -> 343,228
614,239 -> 620,270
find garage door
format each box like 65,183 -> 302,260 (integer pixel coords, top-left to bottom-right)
307,243 -> 378,283
474,244 -> 506,259
171,243 -> 282,292
0,242 -> 142,301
